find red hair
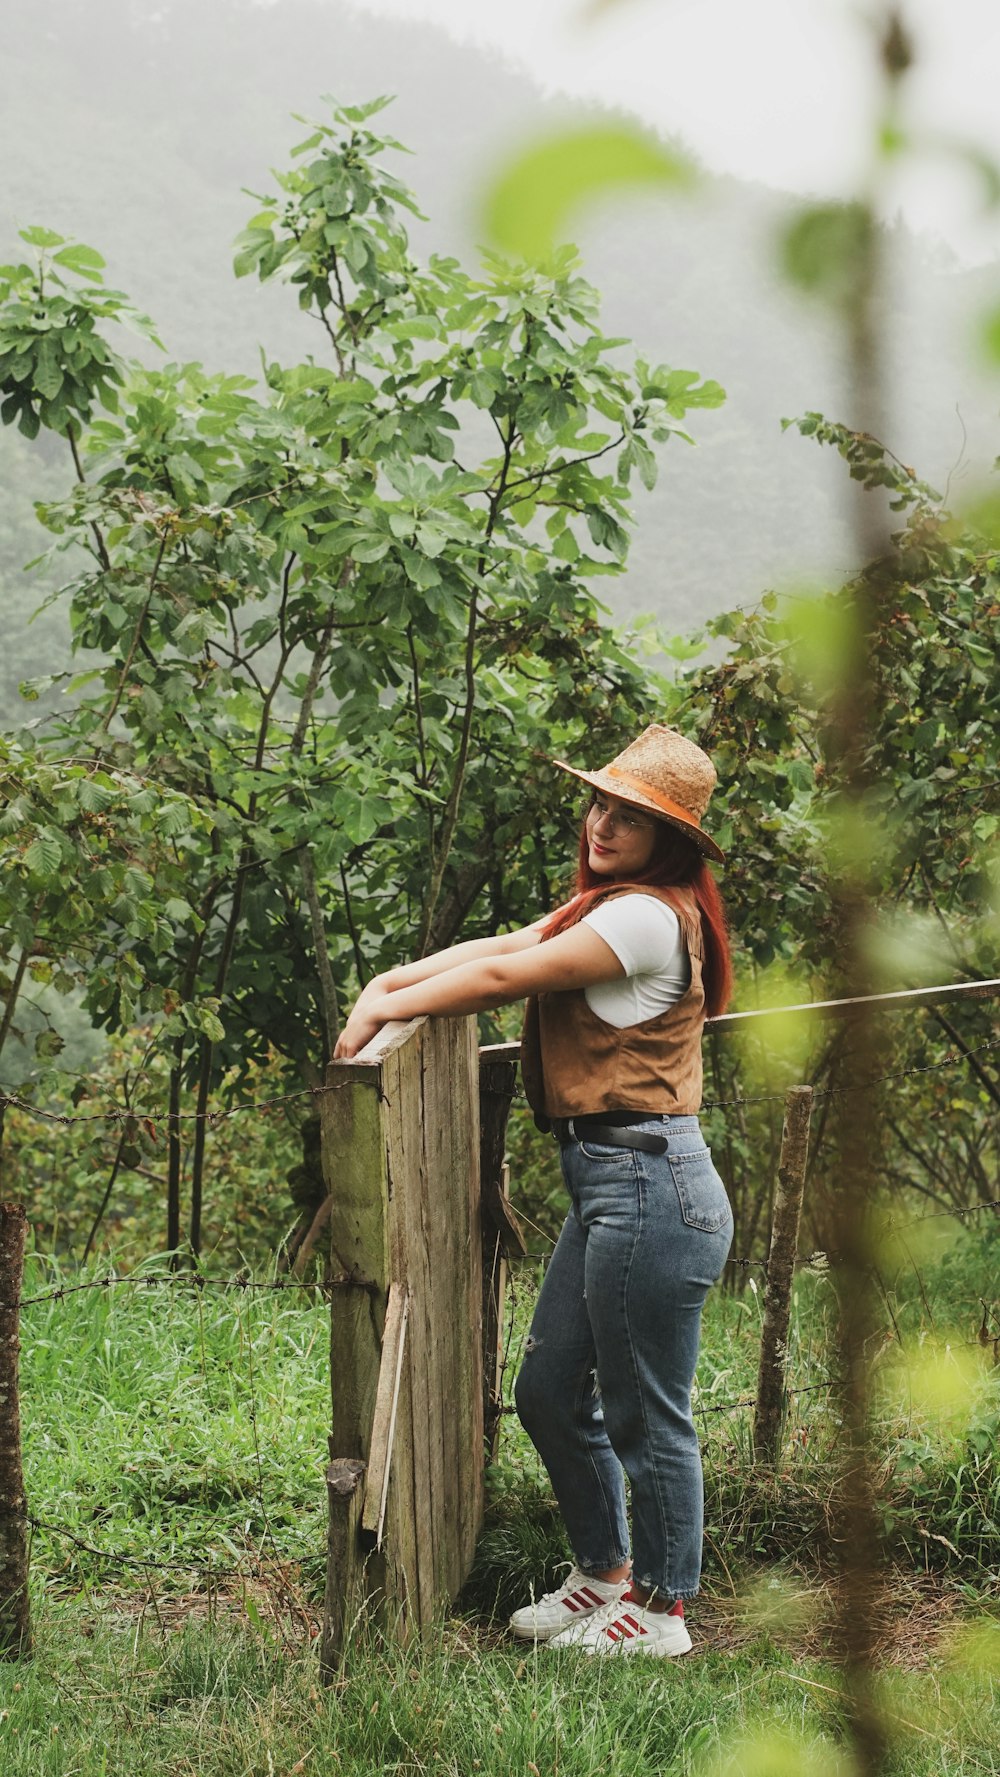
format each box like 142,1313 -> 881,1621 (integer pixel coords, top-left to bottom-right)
540,814 -> 733,1019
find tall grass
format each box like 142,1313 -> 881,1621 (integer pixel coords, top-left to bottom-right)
3,1229 -> 998,1774
1,1603 -> 998,1776
19,1257 -> 330,1586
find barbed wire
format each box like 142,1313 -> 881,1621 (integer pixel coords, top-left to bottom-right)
4,1183 -> 996,1313
11,1271 -> 327,1309
695,1379 -> 836,1417
2,1025 -> 997,1133
901,1195 -> 1000,1227
27,1514 -> 317,1579
0,1076 -> 357,1130
701,1032 -> 1000,1110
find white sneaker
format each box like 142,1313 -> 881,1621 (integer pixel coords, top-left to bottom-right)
549,1589 -> 693,1657
509,1568 -> 630,1642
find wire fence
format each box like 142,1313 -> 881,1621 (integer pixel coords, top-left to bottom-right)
2,998 -> 997,1630
5,1251 -> 997,1611
5,1172 -> 998,1315
2,1015 -> 998,1131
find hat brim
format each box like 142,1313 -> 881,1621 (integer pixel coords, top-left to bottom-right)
555,761 -> 726,865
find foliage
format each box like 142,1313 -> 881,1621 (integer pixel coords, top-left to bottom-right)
6,1030 -> 303,1268
640,424 -> 1000,1264
0,739 -> 210,1065
0,100 -> 724,1249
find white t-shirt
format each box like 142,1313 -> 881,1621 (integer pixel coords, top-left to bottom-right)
580,894 -> 691,1029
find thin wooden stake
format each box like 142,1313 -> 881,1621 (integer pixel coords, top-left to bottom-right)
320,1456 -> 367,1679
362,1285 -> 409,1546
754,1087 -> 813,1465
0,1202 -> 31,1660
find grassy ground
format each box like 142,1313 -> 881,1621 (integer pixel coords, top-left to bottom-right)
2,1602 -> 1000,1777
2,1230 -> 998,1774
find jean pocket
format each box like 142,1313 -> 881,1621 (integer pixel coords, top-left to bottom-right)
578,1138 -> 637,1166
668,1148 -> 732,1233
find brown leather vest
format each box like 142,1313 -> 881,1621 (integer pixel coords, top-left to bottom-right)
520,886 -> 707,1121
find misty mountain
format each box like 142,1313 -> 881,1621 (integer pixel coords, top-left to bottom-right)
3,0 -> 998,704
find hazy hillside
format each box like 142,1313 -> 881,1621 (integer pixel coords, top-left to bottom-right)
3,0 -> 998,706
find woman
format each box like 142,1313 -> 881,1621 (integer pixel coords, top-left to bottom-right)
335,724 -> 734,1658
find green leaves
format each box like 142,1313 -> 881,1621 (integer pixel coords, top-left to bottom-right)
782,413 -> 941,512
0,98 -> 727,1120
52,243 -> 107,283
780,201 -> 874,306
483,123 -> 696,262
0,239 -> 161,438
22,830 -> 64,879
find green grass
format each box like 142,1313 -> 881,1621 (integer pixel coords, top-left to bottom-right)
2,1601 -> 999,1775
20,1260 -> 330,1587
4,1230 -> 999,1774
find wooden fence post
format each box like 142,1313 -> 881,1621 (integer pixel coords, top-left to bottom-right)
319,1015 -> 486,1667
0,1202 -> 31,1660
753,1086 -> 813,1465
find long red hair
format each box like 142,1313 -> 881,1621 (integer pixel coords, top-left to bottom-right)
540,812 -> 733,1019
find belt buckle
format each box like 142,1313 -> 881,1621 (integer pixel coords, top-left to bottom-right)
566,1117 -> 577,1142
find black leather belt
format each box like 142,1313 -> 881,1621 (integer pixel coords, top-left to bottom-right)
549,1111 -> 669,1155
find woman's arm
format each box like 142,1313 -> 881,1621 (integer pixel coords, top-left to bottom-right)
354,923 -> 544,1005
334,921 -> 624,1058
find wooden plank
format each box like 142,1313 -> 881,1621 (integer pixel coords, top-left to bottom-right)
322,1012 -> 487,1642
361,1284 -> 410,1543
0,1202 -> 31,1661
384,1321 -> 417,1644
320,1457 -> 367,1680
422,1015 -> 463,1601
321,1064 -> 390,1461
388,1028 -> 439,1627
454,1023 -> 486,1577
479,1053 -> 525,1467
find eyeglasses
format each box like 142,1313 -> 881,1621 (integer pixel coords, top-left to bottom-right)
587,794 -> 654,837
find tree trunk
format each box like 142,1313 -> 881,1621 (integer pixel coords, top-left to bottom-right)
0,1203 -> 31,1660
167,1042 -> 184,1261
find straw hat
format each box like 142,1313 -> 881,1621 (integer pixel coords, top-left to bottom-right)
554,724 -> 725,863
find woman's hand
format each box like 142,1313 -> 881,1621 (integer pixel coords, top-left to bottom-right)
334,1011 -> 382,1060
334,974 -> 392,1059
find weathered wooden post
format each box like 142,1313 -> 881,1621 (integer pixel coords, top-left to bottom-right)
0,1202 -> 31,1660
318,1014 -> 485,1671
753,1086 -> 813,1465
478,1046 -> 526,1461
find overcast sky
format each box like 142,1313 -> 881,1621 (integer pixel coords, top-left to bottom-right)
335,0 -> 1000,265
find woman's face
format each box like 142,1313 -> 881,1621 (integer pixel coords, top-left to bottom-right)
585,791 -> 660,877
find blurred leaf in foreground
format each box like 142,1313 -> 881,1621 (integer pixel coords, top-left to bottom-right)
483,123 -> 696,262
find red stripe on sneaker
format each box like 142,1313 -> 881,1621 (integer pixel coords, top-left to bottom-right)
579,1587 -> 604,1608
562,1597 -> 581,1611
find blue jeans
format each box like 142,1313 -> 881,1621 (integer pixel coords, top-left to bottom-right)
514,1116 -> 733,1600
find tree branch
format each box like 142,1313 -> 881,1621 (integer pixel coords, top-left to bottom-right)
66,420 -> 112,573
300,843 -> 340,1054
932,1007 -> 1000,1112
